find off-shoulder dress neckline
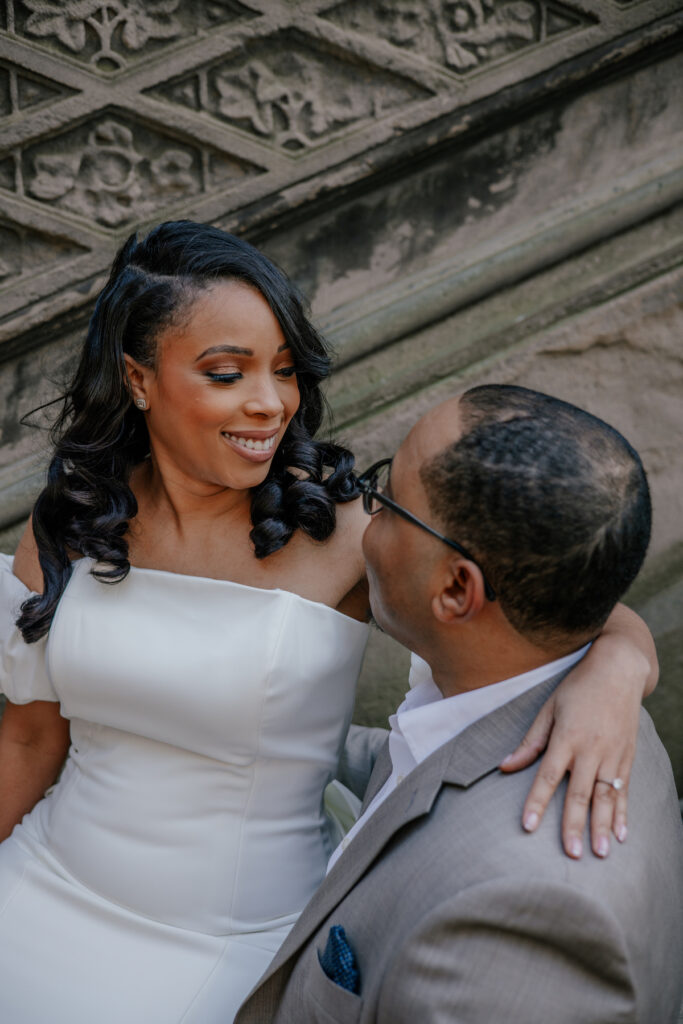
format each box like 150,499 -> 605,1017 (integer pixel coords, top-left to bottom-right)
77,557 -> 369,631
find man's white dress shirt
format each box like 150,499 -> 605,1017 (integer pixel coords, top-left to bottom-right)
328,644 -> 590,873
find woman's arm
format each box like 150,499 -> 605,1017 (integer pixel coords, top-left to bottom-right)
0,517 -> 70,841
0,700 -> 70,841
501,603 -> 657,859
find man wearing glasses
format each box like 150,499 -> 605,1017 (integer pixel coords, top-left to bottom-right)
237,384 -> 683,1024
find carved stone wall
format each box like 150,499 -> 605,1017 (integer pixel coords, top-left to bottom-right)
1,0 -> 682,789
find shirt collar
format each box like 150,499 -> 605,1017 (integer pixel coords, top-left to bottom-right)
393,645 -> 591,767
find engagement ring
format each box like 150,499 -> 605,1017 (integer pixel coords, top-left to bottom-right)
596,777 -> 624,791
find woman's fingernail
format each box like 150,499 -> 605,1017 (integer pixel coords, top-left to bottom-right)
596,836 -> 609,858
616,824 -> 628,843
500,754 -> 513,766
568,837 -> 583,858
523,811 -> 539,832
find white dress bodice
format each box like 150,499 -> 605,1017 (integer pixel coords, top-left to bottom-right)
0,554 -> 368,1022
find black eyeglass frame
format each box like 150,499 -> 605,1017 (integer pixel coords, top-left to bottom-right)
356,458 -> 496,602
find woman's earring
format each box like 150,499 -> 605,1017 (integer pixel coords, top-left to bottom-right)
135,398 -> 147,410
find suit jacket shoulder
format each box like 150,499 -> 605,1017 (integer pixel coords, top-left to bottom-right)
237,680 -> 683,1024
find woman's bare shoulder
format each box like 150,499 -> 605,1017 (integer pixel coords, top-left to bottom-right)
13,517 -> 43,593
332,497 -> 368,563
329,498 -> 369,619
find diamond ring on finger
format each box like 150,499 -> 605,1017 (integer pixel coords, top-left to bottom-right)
595,777 -> 624,791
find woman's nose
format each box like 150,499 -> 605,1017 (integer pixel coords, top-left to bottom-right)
243,375 -> 285,418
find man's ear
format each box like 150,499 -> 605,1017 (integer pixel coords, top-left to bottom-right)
431,558 -> 487,624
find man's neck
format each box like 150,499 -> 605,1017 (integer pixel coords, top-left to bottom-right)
417,624 -> 579,698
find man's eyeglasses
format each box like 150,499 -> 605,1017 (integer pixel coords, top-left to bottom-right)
355,458 -> 496,602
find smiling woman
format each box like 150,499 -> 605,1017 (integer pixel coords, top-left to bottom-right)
0,220 -> 661,1024
18,222 -> 362,641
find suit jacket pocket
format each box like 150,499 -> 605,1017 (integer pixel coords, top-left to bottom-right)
308,952 -> 364,1024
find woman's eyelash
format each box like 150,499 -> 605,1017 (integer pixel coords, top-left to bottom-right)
206,367 -> 296,384
207,372 -> 241,383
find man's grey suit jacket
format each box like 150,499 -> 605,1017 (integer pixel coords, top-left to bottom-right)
236,672 -> 683,1023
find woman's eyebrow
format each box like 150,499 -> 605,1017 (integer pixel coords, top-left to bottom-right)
195,342 -> 290,361
196,345 -> 251,360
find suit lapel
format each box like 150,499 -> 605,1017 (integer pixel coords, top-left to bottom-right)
442,669 -> 569,786
247,667 -> 570,1008
252,739 -> 452,997
359,738 -> 391,813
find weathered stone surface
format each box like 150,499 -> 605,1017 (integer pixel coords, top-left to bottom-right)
19,113 -> 264,229
322,0 -> 597,75
0,329 -> 79,483
5,0 -> 259,74
2,1 -> 680,330
148,28 -> 432,154
0,220 -> 88,289
631,544 -> 683,795
259,48 -> 683,320
0,58 -> 76,117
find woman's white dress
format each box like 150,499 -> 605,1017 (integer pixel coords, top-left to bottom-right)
0,554 -> 368,1023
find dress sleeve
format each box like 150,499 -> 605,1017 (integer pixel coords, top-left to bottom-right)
0,553 -> 58,704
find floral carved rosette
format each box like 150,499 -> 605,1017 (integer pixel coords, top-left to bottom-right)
28,119 -> 198,227
435,0 -> 538,70
322,0 -> 587,75
213,58 -> 340,152
171,31 -> 428,154
21,0 -> 184,70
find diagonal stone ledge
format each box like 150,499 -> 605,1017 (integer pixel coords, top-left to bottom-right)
326,206 -> 683,451
322,147 -> 683,373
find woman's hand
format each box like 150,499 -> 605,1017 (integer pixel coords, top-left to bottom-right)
500,605 -> 658,859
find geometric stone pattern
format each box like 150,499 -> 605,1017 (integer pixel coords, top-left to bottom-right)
0,58 -> 75,118
0,220 -> 87,283
0,0 -> 671,332
149,29 -> 432,153
20,114 -> 263,228
5,0 -> 259,73
321,0 -> 597,75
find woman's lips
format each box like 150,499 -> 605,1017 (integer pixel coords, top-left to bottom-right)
221,430 -> 279,463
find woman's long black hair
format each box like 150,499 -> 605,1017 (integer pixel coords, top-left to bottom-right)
18,220 -> 358,642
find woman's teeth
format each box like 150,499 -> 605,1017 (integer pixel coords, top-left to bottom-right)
224,433 -> 276,452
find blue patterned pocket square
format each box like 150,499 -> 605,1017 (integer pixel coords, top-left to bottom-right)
318,925 -> 361,994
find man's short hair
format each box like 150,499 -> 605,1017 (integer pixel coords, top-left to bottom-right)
420,385 -> 651,647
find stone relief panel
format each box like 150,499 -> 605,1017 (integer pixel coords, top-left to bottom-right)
0,220 -> 88,286
0,0 -> 676,327
322,0 -> 596,74
3,0 -> 260,74
1,114 -> 264,229
0,60 -> 75,119
148,29 -> 432,153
